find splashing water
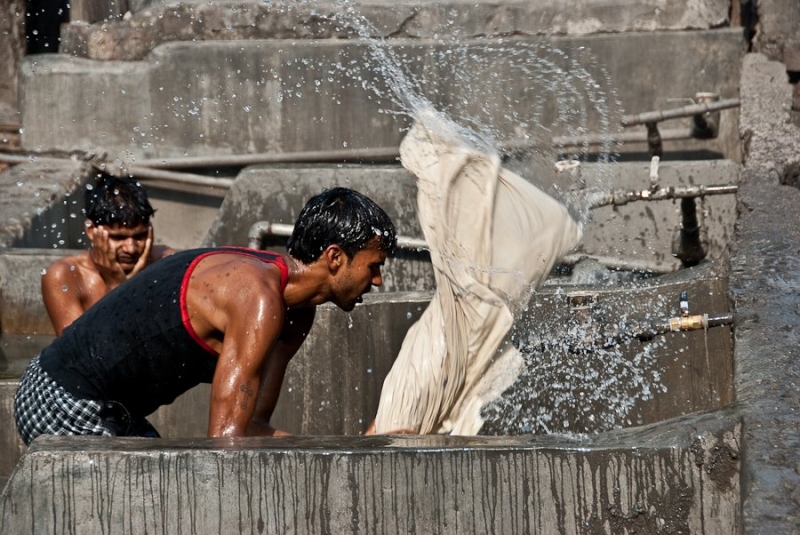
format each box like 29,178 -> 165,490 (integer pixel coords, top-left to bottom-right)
267,0 -> 624,221
268,0 -> 668,435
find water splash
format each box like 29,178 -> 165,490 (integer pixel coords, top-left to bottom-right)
268,0 -> 652,434
267,0 -> 624,218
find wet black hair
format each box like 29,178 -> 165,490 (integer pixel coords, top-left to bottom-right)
84,174 -> 155,227
287,187 -> 397,264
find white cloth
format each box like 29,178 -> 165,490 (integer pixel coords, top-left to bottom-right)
373,114 -> 583,434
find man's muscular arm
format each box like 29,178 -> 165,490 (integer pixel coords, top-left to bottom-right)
246,307 -> 315,436
41,258 -> 86,336
203,255 -> 304,436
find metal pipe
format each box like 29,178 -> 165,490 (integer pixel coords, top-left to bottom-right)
587,183 -> 738,209
552,127 -> 694,148
248,221 -> 428,251
0,153 -> 75,165
666,312 -> 734,332
134,147 -> 401,170
611,312 -> 735,343
559,253 -> 678,274
96,162 -> 235,189
620,98 -> 740,127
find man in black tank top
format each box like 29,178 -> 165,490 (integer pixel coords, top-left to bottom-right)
15,188 -> 397,444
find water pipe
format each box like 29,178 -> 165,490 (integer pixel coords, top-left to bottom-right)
247,221 -> 428,251
554,95 -> 739,151
619,97 -> 739,127
134,147 -> 401,169
587,183 -> 738,209
623,290 -> 734,342
624,312 -> 735,342
552,127 -> 695,149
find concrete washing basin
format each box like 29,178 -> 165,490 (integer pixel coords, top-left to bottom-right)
0,155 -> 747,532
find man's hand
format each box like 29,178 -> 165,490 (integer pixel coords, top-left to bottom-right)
246,419 -> 292,437
89,225 -> 127,287
89,225 -> 153,288
364,420 -> 417,435
128,226 -> 154,278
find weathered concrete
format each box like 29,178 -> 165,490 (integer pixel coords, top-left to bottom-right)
0,412 -> 741,534
20,30 -> 744,162
60,0 -> 733,61
732,53 -> 800,533
0,161 -> 88,249
145,183 -> 226,249
0,0 -> 25,138
752,0 -> 800,71
0,250 -> 66,335
0,380 -> 26,490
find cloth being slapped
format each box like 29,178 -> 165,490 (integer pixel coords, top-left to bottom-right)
372,113 -> 583,435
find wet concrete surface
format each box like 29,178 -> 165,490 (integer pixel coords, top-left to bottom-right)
732,53 -> 800,533
1,410 -> 741,534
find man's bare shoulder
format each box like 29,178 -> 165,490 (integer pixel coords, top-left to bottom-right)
190,252 -> 285,297
43,252 -> 97,283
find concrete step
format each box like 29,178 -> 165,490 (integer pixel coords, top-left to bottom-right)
20,29 -> 743,162
60,0 -> 734,61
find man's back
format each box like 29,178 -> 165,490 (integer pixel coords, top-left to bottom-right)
39,248 -> 288,418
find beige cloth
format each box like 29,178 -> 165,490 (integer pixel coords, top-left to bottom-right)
373,114 -> 583,435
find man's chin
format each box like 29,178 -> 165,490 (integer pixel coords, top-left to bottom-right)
339,297 -> 363,312
340,302 -> 357,312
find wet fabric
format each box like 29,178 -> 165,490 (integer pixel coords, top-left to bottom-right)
373,115 -> 583,434
15,355 -> 107,444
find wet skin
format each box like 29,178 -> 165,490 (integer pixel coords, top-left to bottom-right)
185,243 -> 387,438
329,243 -> 387,311
41,221 -> 175,336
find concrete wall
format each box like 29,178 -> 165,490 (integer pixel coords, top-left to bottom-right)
146,183 -> 226,250
0,161 -> 88,250
752,0 -> 800,71
733,53 -> 800,535
0,414 -> 741,534
0,0 -> 25,133
20,30 -> 744,163
61,0 -> 733,61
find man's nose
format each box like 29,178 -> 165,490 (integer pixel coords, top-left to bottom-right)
121,238 -> 138,252
371,269 -> 383,287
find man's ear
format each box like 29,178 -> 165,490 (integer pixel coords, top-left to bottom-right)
323,244 -> 345,274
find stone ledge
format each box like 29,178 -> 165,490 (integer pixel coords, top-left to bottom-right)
60,0 -> 732,61
1,412 -> 740,534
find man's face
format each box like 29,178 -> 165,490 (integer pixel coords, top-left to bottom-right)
331,243 -> 387,312
86,222 -> 150,273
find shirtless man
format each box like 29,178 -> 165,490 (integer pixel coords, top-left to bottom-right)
41,174 -> 175,335
15,187 -> 396,443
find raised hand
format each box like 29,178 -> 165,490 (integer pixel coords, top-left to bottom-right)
89,225 -> 128,288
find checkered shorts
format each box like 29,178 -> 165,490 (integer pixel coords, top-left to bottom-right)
14,355 -> 112,445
